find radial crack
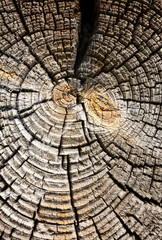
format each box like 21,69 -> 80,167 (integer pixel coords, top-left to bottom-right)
112,207 -> 142,240
58,108 -> 67,155
29,212 -> 38,240
67,156 -> 80,238
91,218 -> 102,240
0,146 -> 21,167
74,0 -> 100,79
19,98 -> 52,114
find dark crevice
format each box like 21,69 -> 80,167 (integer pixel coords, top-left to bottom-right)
36,199 -> 41,215
112,207 -> 142,240
126,213 -> 143,226
67,156 -> 80,238
74,0 -> 100,81
19,98 -> 52,114
125,185 -> 160,206
67,139 -> 97,150
0,106 -> 16,112
9,228 -> 15,239
0,231 -> 4,239
12,0 -> 30,35
74,221 -> 80,240
91,218 -> 102,240
15,195 -> 21,203
81,102 -> 89,121
1,146 -> 21,167
78,146 -> 81,157
58,108 -> 67,156
55,0 -> 60,15
61,155 -> 66,170
29,212 -> 38,240
124,0 -> 132,16
67,156 -> 79,225
0,175 -> 9,192
19,89 -> 39,93
3,116 -> 19,121
81,102 -> 93,138
20,109 -> 38,119
0,84 -> 19,93
18,157 -> 29,169
81,120 -> 89,143
107,172 -> 127,192
149,163 -> 156,191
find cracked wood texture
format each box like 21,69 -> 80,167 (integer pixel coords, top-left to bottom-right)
0,0 -> 162,239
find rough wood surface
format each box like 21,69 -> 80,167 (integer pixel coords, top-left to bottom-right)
0,0 -> 162,239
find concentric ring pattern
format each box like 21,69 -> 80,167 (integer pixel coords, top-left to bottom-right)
0,0 -> 161,239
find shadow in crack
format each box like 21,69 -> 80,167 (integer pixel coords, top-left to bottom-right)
74,0 -> 100,80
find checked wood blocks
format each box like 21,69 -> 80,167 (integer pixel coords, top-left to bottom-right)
0,0 -> 161,239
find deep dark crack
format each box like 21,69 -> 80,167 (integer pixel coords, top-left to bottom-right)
74,0 -> 100,81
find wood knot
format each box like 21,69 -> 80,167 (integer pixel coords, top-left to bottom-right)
84,86 -> 121,129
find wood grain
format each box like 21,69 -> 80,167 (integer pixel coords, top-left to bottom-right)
0,0 -> 161,239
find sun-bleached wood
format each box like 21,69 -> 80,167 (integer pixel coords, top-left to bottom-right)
0,0 -> 161,239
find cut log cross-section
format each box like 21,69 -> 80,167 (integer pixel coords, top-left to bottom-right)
0,0 -> 161,239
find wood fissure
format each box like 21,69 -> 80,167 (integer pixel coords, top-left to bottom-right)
0,0 -> 161,239
74,0 -> 100,80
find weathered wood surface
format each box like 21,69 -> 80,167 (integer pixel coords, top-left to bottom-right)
0,0 -> 161,239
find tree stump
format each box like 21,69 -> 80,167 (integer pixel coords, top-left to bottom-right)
0,0 -> 161,239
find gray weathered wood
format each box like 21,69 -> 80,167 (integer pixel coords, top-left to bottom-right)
0,0 -> 161,239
